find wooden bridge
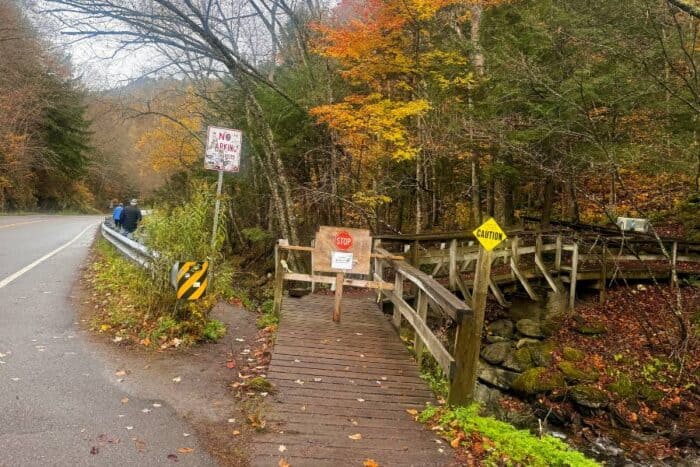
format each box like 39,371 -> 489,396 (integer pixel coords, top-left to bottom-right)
253,226 -> 700,466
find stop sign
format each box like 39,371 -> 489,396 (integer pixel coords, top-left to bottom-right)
334,231 -> 353,251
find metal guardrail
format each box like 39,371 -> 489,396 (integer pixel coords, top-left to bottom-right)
101,221 -> 156,268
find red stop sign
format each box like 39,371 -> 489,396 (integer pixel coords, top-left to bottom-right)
334,231 -> 353,251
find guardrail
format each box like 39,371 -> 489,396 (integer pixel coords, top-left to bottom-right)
100,221 -> 156,268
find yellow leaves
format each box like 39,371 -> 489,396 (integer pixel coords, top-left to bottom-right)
450,432 -> 466,448
310,94 -> 429,162
363,459 -> 380,467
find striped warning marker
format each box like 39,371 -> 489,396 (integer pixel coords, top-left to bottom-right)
176,261 -> 209,300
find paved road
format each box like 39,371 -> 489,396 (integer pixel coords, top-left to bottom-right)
0,215 -> 215,466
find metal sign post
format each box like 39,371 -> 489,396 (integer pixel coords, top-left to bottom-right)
211,170 -> 224,249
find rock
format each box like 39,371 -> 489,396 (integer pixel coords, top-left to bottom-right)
485,335 -> 510,344
571,385 -> 608,409
502,348 -> 532,372
529,341 -> 555,367
474,382 -> 502,407
477,362 -> 519,390
516,338 -> 541,348
480,342 -> 512,365
511,367 -> 566,395
487,319 -> 514,338
606,374 -> 635,399
516,319 -> 543,338
575,322 -> 607,335
562,346 -> 585,362
558,361 -> 599,383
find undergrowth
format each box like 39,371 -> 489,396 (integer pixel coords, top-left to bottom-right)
89,180 -> 233,347
419,404 -> 599,466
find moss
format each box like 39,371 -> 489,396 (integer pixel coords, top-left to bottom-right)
571,385 -> 608,409
513,347 -> 535,370
557,361 -> 599,383
575,323 -> 607,335
511,367 -> 566,395
637,384 -> 664,402
246,376 -> 275,393
562,346 -> 585,362
421,404 -> 599,467
606,374 -> 635,399
529,341 -> 555,367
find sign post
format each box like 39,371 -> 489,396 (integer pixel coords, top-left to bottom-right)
312,226 -> 372,322
205,126 -> 242,250
449,218 -> 507,405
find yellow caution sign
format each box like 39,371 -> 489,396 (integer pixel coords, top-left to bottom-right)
176,261 -> 209,300
473,218 -> 507,251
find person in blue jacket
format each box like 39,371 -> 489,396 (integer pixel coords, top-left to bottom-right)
113,203 -> 124,229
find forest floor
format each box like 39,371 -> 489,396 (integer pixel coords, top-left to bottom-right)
483,283 -> 700,464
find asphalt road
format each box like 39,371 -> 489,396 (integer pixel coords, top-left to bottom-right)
0,215 -> 215,466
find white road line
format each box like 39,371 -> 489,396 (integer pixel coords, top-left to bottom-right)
0,223 -> 96,289
0,220 -> 47,230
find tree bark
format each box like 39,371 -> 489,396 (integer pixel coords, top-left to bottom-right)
541,176 -> 555,229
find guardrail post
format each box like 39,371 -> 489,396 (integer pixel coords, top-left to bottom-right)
555,235 -> 562,272
392,272 -> 404,330
448,239 -> 458,291
449,247 -> 491,405
569,241 -> 579,311
414,289 -> 428,365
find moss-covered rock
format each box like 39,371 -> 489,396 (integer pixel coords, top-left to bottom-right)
575,322 -> 607,336
516,318 -> 543,338
637,384 -> 664,402
529,341 -> 555,367
606,374 -> 635,399
487,319 -> 515,338
562,346 -> 585,362
481,342 -> 512,365
502,346 -> 534,372
571,385 -> 608,409
478,362 -> 519,390
558,361 -> 599,383
511,367 -> 566,395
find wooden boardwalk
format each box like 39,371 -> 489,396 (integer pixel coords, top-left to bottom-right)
251,294 -> 451,467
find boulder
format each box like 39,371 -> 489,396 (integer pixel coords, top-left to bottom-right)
562,346 -> 586,362
502,347 -> 533,372
516,319 -> 543,338
486,335 -> 510,344
511,367 -> 566,395
480,342 -> 512,365
529,341 -> 555,367
487,319 -> 514,338
571,385 -> 608,409
516,338 -> 541,348
477,362 -> 519,390
558,361 -> 599,383
575,322 -> 607,336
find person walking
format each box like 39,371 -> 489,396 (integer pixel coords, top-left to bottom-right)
121,199 -> 142,236
112,203 -> 124,229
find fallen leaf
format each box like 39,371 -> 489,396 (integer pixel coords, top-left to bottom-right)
357,398 -> 365,402
115,370 -> 127,377
167,453 -> 178,462
121,398 -> 129,404
348,433 -> 362,440
406,409 -> 419,416
231,430 -> 241,436
226,359 -> 236,369
363,460 -> 379,467
450,432 -> 465,449
90,446 -> 99,455
172,376 -> 182,383
134,438 -> 146,452
141,408 -> 151,413
177,447 -> 194,454
126,426 -> 134,431
278,445 -> 287,452
278,459 -> 290,467
153,403 -> 162,408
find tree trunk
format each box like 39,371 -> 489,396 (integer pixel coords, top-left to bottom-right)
541,176 -> 555,229
568,176 -> 580,223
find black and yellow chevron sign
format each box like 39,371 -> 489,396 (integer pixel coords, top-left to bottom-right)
176,261 -> 209,300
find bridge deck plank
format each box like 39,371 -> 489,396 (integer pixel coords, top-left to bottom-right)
253,294 -> 450,467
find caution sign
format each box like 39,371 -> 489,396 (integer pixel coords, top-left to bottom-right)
473,218 -> 507,251
176,261 -> 209,300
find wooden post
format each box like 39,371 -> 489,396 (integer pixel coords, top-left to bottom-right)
555,235 -> 562,272
333,272 -> 344,322
272,244 -> 285,316
449,239 -> 458,291
411,240 -> 420,266
392,271 -> 404,330
449,247 -> 492,405
569,242 -> 579,311
414,289 -> 428,365
310,239 -> 316,293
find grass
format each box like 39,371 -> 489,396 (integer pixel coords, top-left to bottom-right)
420,404 -> 599,466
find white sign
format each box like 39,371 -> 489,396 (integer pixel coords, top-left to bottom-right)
205,126 -> 242,172
331,252 -> 354,270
